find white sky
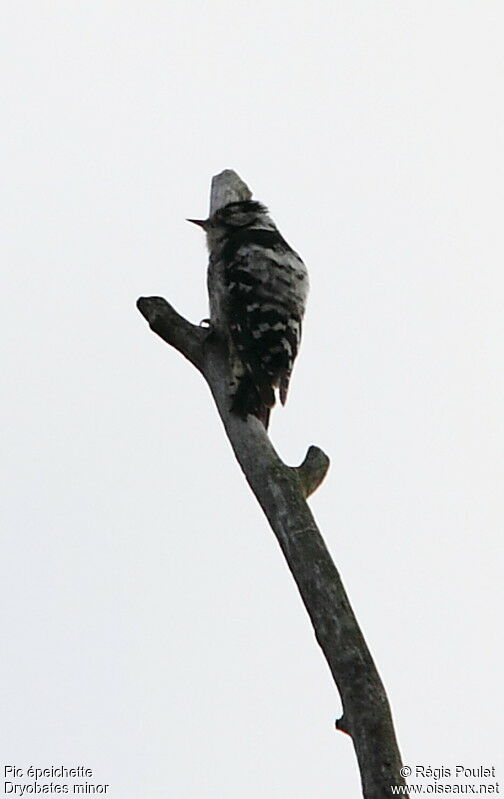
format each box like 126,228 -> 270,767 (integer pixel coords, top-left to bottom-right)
2,2 -> 503,796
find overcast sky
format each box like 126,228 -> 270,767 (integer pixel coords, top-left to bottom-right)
2,2 -> 503,796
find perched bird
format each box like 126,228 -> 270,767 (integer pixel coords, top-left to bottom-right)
188,198 -> 308,428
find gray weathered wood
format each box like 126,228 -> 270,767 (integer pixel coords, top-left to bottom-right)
137,170 -> 406,798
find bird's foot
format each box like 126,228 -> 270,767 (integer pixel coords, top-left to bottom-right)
199,318 -> 221,345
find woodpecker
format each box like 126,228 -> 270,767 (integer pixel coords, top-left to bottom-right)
188,198 -> 308,428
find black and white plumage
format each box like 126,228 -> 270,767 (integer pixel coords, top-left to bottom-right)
189,199 -> 308,428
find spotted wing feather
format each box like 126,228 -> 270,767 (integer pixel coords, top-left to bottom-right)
223,228 -> 307,424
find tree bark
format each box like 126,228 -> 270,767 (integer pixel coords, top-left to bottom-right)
137,170 -> 406,798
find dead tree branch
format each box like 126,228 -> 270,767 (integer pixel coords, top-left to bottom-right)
137,170 -> 405,798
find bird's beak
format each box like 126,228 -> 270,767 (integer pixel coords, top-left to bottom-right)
186,218 -> 209,229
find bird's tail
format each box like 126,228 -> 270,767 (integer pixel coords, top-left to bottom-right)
230,372 -> 274,429
279,369 -> 292,406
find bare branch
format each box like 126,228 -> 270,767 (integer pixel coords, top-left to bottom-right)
210,169 -> 252,212
136,296 -> 207,372
294,445 -> 331,498
137,171 -> 405,798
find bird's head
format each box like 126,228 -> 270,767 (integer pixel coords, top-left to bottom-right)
187,200 -> 273,249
